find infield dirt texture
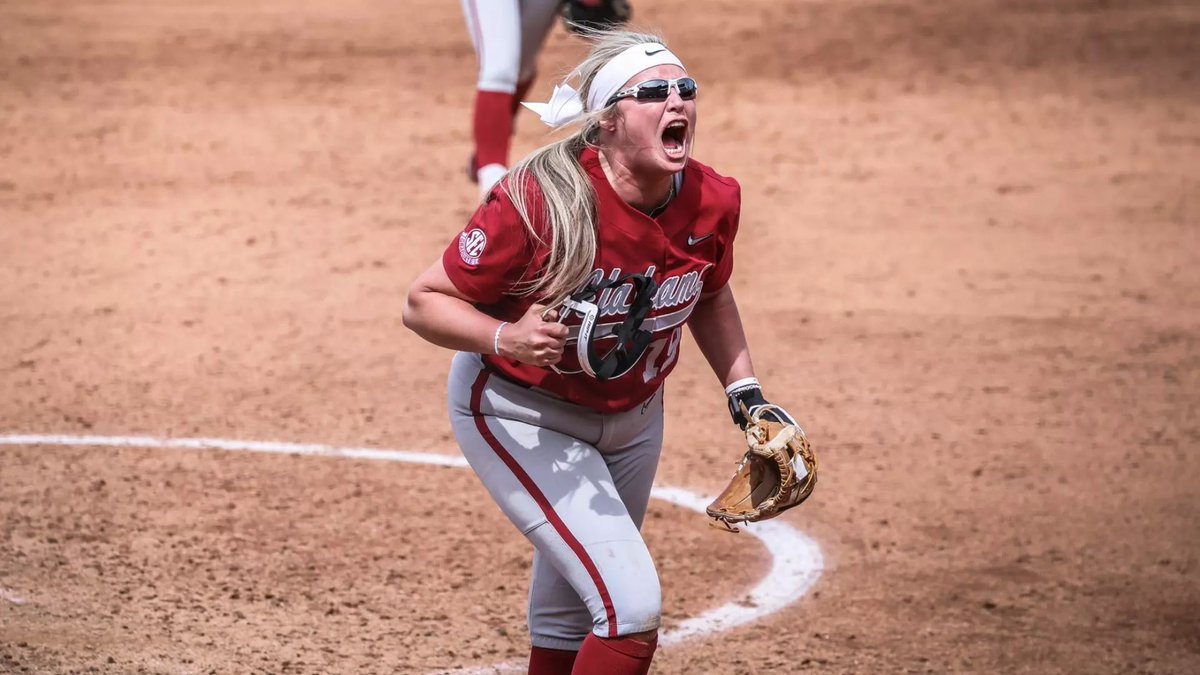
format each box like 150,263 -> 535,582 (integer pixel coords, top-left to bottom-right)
2,1 -> 1198,673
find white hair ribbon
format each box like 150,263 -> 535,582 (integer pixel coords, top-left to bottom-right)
521,83 -> 585,129
520,42 -> 685,128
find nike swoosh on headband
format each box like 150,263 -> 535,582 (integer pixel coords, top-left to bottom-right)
645,47 -> 667,55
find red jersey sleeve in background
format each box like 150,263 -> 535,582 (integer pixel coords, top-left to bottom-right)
442,186 -> 537,305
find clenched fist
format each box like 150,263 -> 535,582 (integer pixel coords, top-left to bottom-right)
497,304 -> 568,367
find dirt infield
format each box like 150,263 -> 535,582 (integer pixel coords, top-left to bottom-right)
2,0 -> 1198,673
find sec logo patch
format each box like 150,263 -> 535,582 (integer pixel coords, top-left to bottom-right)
458,228 -> 487,266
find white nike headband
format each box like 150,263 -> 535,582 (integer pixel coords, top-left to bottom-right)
521,42 -> 685,128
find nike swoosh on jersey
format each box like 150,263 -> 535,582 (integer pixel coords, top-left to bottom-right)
687,233 -> 714,245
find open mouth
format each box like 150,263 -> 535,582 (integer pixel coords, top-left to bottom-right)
661,120 -> 688,159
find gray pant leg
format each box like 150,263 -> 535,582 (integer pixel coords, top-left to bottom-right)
526,387 -> 666,649
461,0 -> 521,92
517,0 -> 559,82
528,549 -> 593,650
447,353 -> 664,648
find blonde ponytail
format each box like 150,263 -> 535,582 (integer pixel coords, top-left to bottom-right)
504,28 -> 667,306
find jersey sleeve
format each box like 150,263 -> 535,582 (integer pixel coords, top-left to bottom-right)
704,178 -> 742,293
442,187 -> 536,304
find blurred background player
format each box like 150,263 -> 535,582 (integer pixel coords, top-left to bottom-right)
461,0 -> 630,198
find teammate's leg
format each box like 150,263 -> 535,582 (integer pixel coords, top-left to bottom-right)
511,0 -> 561,119
460,0 -> 521,193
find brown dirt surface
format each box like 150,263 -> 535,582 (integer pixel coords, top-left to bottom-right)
2,0 -> 1198,673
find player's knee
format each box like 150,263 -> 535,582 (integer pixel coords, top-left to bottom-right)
604,574 -> 662,637
477,64 -> 519,94
621,629 -> 659,644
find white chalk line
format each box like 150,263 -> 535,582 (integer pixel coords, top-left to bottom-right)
0,433 -> 823,672
0,434 -> 471,468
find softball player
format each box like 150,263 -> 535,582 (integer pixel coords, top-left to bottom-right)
460,0 -> 562,197
405,29 -> 795,675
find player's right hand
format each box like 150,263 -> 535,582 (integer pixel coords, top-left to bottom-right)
497,303 -> 568,367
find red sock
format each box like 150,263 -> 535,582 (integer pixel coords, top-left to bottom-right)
571,633 -> 657,675
473,90 -> 514,168
528,646 -> 578,675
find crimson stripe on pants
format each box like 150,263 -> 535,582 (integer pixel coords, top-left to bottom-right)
469,369 -> 619,638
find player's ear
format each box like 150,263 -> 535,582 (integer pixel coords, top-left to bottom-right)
598,109 -> 619,133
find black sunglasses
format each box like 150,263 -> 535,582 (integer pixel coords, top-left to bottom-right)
605,77 -> 698,107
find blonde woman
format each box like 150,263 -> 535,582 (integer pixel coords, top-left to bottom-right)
405,29 -> 797,674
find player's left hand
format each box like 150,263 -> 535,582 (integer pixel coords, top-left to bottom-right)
706,400 -> 817,532
725,379 -> 796,430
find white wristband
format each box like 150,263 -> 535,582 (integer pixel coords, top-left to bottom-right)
493,321 -> 509,356
724,377 -> 761,396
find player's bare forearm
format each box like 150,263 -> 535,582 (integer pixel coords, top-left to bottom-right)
687,284 -> 755,388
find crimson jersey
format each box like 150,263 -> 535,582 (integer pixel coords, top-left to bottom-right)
443,147 -> 741,413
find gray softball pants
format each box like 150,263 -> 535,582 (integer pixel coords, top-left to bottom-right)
447,351 -> 664,650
